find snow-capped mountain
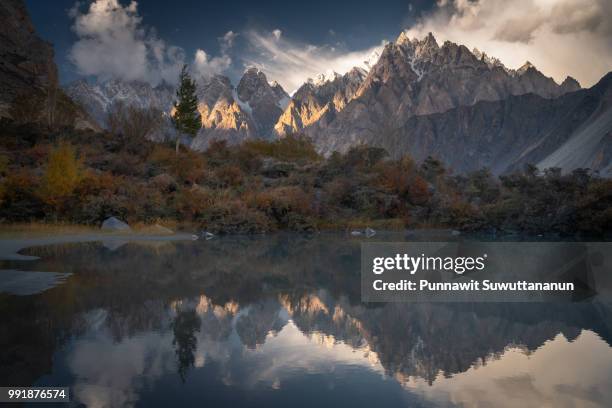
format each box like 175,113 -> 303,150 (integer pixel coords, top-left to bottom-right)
65,79 -> 175,128
65,68 -> 290,149
63,29 -> 611,176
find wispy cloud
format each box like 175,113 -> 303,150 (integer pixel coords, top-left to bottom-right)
405,0 -> 612,86
242,29 -> 383,93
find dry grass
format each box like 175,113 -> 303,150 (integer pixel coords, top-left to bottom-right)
0,219 -> 189,238
317,218 -> 407,231
0,222 -> 99,238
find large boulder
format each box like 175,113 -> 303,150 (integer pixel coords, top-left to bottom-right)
101,217 -> 131,232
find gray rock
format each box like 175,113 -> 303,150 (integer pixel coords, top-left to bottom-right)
201,231 -> 215,240
101,217 -> 131,232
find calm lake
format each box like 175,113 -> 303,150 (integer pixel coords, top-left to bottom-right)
1,232 -> 611,408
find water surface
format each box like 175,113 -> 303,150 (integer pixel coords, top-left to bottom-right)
1,233 -> 611,407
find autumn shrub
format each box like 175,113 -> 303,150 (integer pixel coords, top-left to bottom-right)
246,186 -> 312,217
322,178 -> 353,208
376,155 -> 417,198
38,141 -> 84,211
214,165 -> 244,188
0,170 -> 45,220
204,139 -> 231,166
72,193 -> 128,224
107,150 -> 149,177
150,145 -> 206,185
23,143 -> 51,167
172,186 -> 213,221
408,175 -> 431,205
241,134 -> 320,162
197,199 -> 271,234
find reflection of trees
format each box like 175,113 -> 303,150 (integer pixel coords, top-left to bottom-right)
172,309 -> 201,382
4,234 -> 612,387
235,299 -> 284,349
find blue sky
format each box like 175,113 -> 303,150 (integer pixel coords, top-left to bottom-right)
24,0 -> 612,90
25,0 -> 431,88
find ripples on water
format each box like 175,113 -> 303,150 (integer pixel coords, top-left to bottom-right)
0,233 -> 611,408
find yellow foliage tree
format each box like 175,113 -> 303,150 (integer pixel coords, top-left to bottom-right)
39,142 -> 83,209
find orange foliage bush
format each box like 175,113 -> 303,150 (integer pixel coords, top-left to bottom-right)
150,146 -> 206,185
38,142 -> 83,209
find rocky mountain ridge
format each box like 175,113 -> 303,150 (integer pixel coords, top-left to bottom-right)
274,67 -> 368,136
309,32 -> 582,153
65,67 -> 291,148
60,29 -> 612,176
325,72 -> 611,176
65,79 -> 175,128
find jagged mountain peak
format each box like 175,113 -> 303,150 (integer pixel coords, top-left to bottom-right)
197,74 -> 234,105
363,49 -> 382,70
310,71 -> 342,86
472,48 -> 508,71
396,31 -> 440,56
274,66 -> 369,137
65,77 -> 175,129
346,67 -> 368,81
311,29 -> 590,157
561,76 -> 581,92
237,67 -> 282,100
236,66 -> 289,137
517,61 -> 537,75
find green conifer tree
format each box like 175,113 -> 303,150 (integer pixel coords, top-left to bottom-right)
172,65 -> 201,154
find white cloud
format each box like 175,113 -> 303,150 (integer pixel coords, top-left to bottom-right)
69,0 -> 229,85
242,30 -> 383,93
220,30 -> 238,53
405,0 -> 612,86
193,49 -> 232,78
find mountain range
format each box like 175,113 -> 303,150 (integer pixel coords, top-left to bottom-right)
1,0 -> 610,176
65,31 -> 611,176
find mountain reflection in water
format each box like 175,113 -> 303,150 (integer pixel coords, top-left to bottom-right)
1,233 -> 611,408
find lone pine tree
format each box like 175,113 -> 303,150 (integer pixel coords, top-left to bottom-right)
172,65 -> 201,154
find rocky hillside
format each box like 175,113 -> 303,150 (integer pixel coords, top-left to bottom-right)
330,72 -> 611,175
0,0 -> 96,130
0,0 -> 58,116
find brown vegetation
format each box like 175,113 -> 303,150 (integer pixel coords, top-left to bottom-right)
0,114 -> 610,237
